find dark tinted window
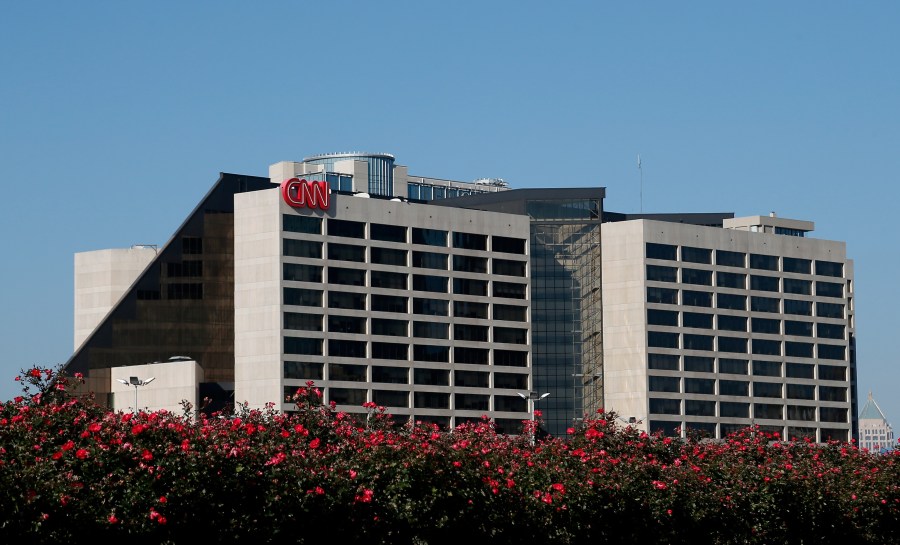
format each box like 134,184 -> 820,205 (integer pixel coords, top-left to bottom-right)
493,259 -> 526,277
815,260 -> 843,278
719,358 -> 748,375
682,268 -> 712,285
493,236 -> 526,254
683,290 -> 712,307
371,294 -> 407,313
494,282 -> 526,299
327,315 -> 364,334
683,312 -> 713,329
683,334 -> 714,351
283,215 -> 321,234
328,291 -> 365,310
751,296 -> 780,313
750,254 -> 778,271
717,271 -> 746,289
371,342 -> 408,361
785,341 -> 813,358
328,243 -> 365,262
718,337 -> 748,354
816,302 -> 844,319
717,315 -> 747,332
370,223 -> 406,243
784,320 -> 813,337
751,318 -> 780,334
371,270 -> 407,290
453,255 -> 488,273
494,304 -> 526,322
648,354 -> 679,371
751,275 -> 779,292
681,246 -> 712,264
783,278 -> 811,295
717,293 -> 746,310
752,339 -> 781,356
284,239 -> 322,258
327,218 -> 365,238
647,287 -> 678,304
646,243 -> 677,260
782,257 -> 811,274
648,309 -> 678,326
647,265 -> 677,282
371,247 -> 407,266
413,274 -> 448,293
283,263 -> 322,283
784,299 -> 812,316
454,301 -> 488,319
412,228 -> 447,247
816,281 -> 844,298
413,298 -> 448,316
284,288 -> 322,307
371,318 -> 406,337
412,251 -> 447,270
786,362 -> 814,379
717,250 -> 746,267
452,232 -> 487,250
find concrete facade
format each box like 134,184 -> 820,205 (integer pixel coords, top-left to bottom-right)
110,359 -> 203,414
602,219 -> 856,441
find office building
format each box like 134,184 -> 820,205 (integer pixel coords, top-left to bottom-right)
65,152 -> 858,441
858,393 -> 893,452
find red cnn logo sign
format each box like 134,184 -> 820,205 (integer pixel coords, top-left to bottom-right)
281,178 -> 330,210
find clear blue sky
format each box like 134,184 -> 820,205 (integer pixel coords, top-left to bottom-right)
2,3 -> 898,423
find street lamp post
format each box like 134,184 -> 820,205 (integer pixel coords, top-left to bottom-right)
518,391 -> 550,444
116,376 -> 155,412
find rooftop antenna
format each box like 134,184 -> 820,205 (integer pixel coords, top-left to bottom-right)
637,154 -> 643,213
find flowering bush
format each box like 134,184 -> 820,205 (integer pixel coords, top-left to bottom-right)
1,366 -> 898,543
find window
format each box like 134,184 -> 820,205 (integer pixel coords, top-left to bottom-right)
283,239 -> 322,258
413,298 -> 448,316
371,270 -> 407,290
453,278 -> 488,296
684,356 -> 714,373
717,271 -> 746,289
683,290 -> 712,308
753,361 -> 782,377
751,296 -> 780,313
682,268 -> 712,286
751,275 -> 779,292
329,340 -> 366,359
371,247 -> 407,266
494,282 -> 527,299
413,345 -> 450,363
167,282 -> 203,300
787,407 -> 816,422
816,302 -> 844,319
414,392 -> 450,409
328,291 -> 365,310
412,251 -> 448,270
328,243 -> 365,262
328,267 -> 365,286
685,378 -> 715,394
685,400 -> 716,416
717,315 -> 747,332
372,366 -> 408,384
371,342 -> 408,361
493,236 -> 526,254
648,309 -> 678,327
370,223 -> 406,243
283,263 -> 322,283
681,246 -> 712,264
494,327 -> 527,344
494,350 -> 527,367
784,299 -> 812,316
819,364 -> 846,381
649,376 -> 680,393
413,275 -> 448,293
750,254 -> 778,271
283,215 -> 321,234
455,394 -> 489,411
373,390 -> 409,408
646,243 -> 677,260
752,339 -> 781,356
717,293 -> 746,311
752,318 -> 780,335
327,315 -> 364,334
816,281 -> 844,298
454,324 -> 488,342
453,255 -> 488,273
452,232 -> 487,250
721,402 -> 749,418
330,388 -> 367,406
817,323 -> 845,340
284,337 -> 323,356
785,341 -> 813,358
647,287 -> 678,304
754,403 -> 783,420
494,373 -> 527,390
648,354 -> 679,371
820,386 -> 847,402
413,321 -> 449,339
786,384 -> 815,400
786,362 -> 814,379
330,363 -> 367,381
719,358 -> 748,375
718,337 -> 748,354
820,407 -> 848,423
284,361 -> 323,380
649,399 -> 681,415
784,320 -> 812,337
815,260 -> 844,278
647,265 -> 677,283
372,294 -> 407,313
782,257 -> 811,274
494,304 -> 526,322
818,344 -> 846,361
493,259 -> 526,277
716,250 -> 746,268
495,395 -> 526,413
414,368 -> 449,386
783,278 -> 811,295
720,380 -> 749,396
412,228 -> 447,247
166,260 -> 202,278
182,236 -> 202,255
284,288 -> 323,307
683,334 -> 714,351
371,318 -> 407,337
648,331 -> 679,348
327,219 -> 365,238
454,370 -> 489,388
454,301 -> 488,319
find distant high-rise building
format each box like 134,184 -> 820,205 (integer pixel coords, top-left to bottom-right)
858,392 -> 893,452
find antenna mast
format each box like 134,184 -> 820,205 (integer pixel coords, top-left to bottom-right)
637,154 -> 643,213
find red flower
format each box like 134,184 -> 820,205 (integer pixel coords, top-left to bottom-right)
62,440 -> 75,451
88,423 -> 102,433
355,489 -> 374,503
141,449 -> 153,461
309,438 -> 320,449
108,514 -> 119,524
75,449 -> 89,459
29,368 -> 41,378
